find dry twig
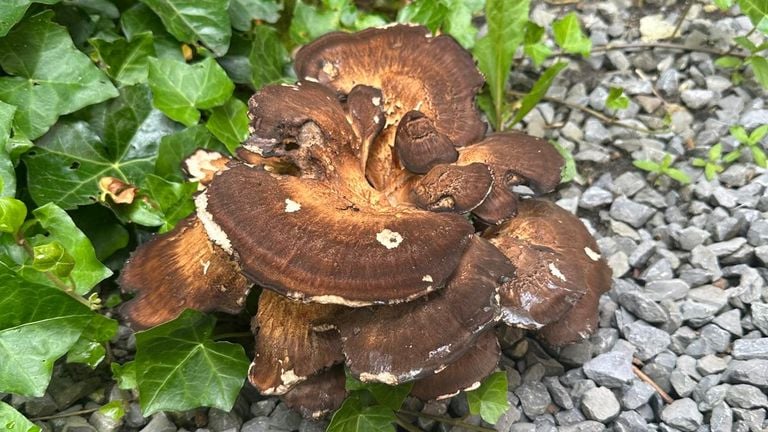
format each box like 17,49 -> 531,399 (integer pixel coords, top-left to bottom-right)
632,365 -> 675,404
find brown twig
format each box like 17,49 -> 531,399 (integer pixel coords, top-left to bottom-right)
398,409 -> 498,432
670,1 -> 693,39
31,408 -> 100,421
553,42 -> 750,59
632,365 -> 674,404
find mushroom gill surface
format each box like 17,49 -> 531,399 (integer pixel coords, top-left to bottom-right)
118,24 -> 612,419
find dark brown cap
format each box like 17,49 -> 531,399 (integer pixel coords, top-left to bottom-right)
330,236 -> 513,384
395,111 -> 458,174
248,290 -> 343,395
282,365 -> 346,419
200,164 -> 474,306
410,163 -> 493,213
119,216 -> 251,329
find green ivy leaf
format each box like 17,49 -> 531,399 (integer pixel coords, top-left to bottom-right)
206,98 -> 249,153
290,0 -> 343,44
31,241 -> 75,278
0,269 -> 104,396
111,361 -> 138,390
24,203 -> 112,294
737,0 -> 768,33
523,23 -> 552,67
397,0 -> 449,32
91,33 -> 156,86
0,100 -> 14,149
248,26 -> 290,89
0,11 -> 119,140
25,85 -> 179,209
552,12 -> 592,57
155,125 -> 226,181
442,0 -> 483,49
466,371 -> 509,424
327,395 -> 396,432
512,61 -> 567,125
134,309 -> 249,416
0,0 -> 60,37
345,375 -> 413,411
749,55 -> 768,88
139,0 -> 232,56
148,57 -> 235,126
121,4 -> 185,61
715,56 -> 743,69
0,402 -> 41,432
0,198 -> 26,234
142,174 -> 197,233
714,0 -> 734,9
69,205 -> 130,261
606,87 -> 630,111
229,0 -> 283,31
473,0 -> 530,130
66,339 -> 106,368
98,400 -> 126,422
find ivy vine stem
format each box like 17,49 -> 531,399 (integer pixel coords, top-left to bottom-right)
397,409 -> 498,432
30,407 -> 100,421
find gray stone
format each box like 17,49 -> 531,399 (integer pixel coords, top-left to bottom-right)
514,382 -> 552,418
681,89 -> 715,109
612,172 -> 647,197
640,257 -> 675,281
241,417 -> 271,432
690,245 -> 723,280
579,187 -> 614,210
752,303 -> 768,336
139,413 -> 176,432
584,118 -> 612,144
710,401 -> 733,432
629,241 -> 656,268
688,285 -> 730,311
24,394 -> 58,417
723,360 -> 768,388
582,351 -> 634,388
720,164 -> 754,187
621,380 -> 656,410
610,196 -> 656,228
656,69 -> 679,97
589,87 -> 609,111
614,410 -> 648,432
713,309 -> 744,336
644,279 -> 690,301
747,219 -> 768,247
709,238 -> 748,257
670,370 -> 697,397
580,387 -> 620,422
125,403 -> 147,428
619,291 -> 668,323
207,409 -> 242,432
555,408 -> 586,426
623,321 -> 671,361
740,109 -> 768,129
299,420 -> 327,432
89,411 -> 121,432
558,421 -> 606,432
269,403 -> 302,431
607,251 -> 630,278
509,424 -> 535,432
543,376 -> 573,410
733,338 -> 768,360
59,416 -> 97,432
725,384 -> 768,409
251,400 -> 277,417
661,398 -> 704,431
607,50 -> 631,71
697,354 -> 729,375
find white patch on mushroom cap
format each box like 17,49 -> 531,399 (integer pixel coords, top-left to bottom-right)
195,192 -> 233,254
428,344 -> 451,359
463,381 -> 482,392
548,262 -> 567,282
184,150 -> 227,184
200,259 -> 210,275
584,246 -> 601,261
376,229 -> 403,249
422,275 -> 433,282
284,198 -> 301,213
435,390 -> 461,401
359,371 -> 399,385
372,96 -> 381,106
303,76 -> 320,83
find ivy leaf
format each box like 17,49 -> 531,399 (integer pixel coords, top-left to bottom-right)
0,401 -> 41,432
397,0 -> 449,32
327,395 -> 396,432
737,0 -> 768,33
139,0 -> 232,56
442,0 -> 482,49
0,0 -> 60,37
121,4 -> 185,61
229,0 -> 283,31
206,98 -> 249,153
523,22 -> 551,67
714,0 -> 733,9
25,85 -> 179,209
0,269 -> 105,396
345,375 -> 413,410
0,198 -> 26,234
552,12 -> 592,57
155,125 -> 226,181
23,203 -> 112,294
0,11 -> 119,140
148,57 -> 235,126
466,371 -> 509,424
67,312 -> 117,368
111,361 -> 138,390
749,55 -> 768,88
290,0 -> 343,44
69,205 -> 130,261
91,33 -> 156,86
606,87 -> 630,111
473,0 -> 530,130
512,61 -> 567,125
142,174 -> 197,233
249,26 -> 290,89
134,309 -> 249,416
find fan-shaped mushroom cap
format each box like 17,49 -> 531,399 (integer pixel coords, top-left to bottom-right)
329,236 -> 513,385
410,330 -> 500,401
119,216 -> 250,329
471,183 -> 520,225
488,199 -> 611,336
294,24 -> 485,189
248,290 -> 343,395
409,163 -> 493,213
344,84 -> 385,168
395,111 -> 458,174
201,164 -> 474,305
282,365 -> 346,419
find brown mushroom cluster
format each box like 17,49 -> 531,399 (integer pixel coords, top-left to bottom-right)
119,25 -> 611,418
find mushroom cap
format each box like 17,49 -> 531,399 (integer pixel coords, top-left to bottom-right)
470,182 -> 520,225
488,199 -> 611,335
282,365 -> 346,419
395,111 -> 458,174
410,163 -> 493,213
201,164 -> 475,305
330,236 -> 513,384
410,330 -> 500,401
119,216 -> 250,329
248,290 -> 344,395
344,84 -> 385,167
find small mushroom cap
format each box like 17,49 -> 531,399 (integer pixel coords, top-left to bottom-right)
395,111 -> 458,174
411,163 -> 493,213
330,236 -> 513,384
410,330 -> 500,401
488,199 -> 611,334
248,290 -> 344,395
458,133 -> 564,194
119,216 -> 250,329
344,84 -> 385,166
202,164 -> 474,305
282,365 -> 346,419
471,183 -> 519,225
